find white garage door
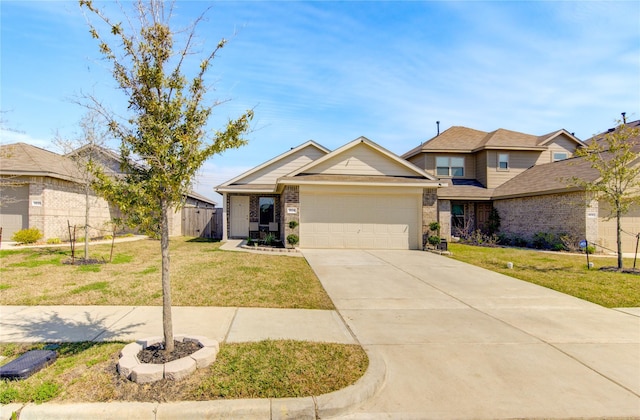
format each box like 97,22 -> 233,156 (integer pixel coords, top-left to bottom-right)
0,185 -> 29,239
300,187 -> 421,249
599,203 -> 640,254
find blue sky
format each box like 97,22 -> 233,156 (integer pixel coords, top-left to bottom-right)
1,1 -> 639,204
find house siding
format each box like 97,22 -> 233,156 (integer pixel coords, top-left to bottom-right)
494,191 -> 595,244
239,147 -> 326,185
30,176 -> 114,240
486,150 -> 542,188
309,143 -> 418,177
282,185 -> 300,243
475,151 -> 487,187
422,188 -> 439,245
597,201 -> 640,254
422,152 -> 475,180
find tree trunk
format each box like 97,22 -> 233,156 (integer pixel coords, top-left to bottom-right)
161,198 -> 174,353
84,182 -> 90,260
617,207 -> 623,270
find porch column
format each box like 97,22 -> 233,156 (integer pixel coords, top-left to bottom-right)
221,192 -> 228,241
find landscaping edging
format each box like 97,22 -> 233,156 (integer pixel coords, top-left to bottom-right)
117,335 -> 219,384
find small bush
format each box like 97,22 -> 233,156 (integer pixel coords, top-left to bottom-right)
11,228 -> 43,244
288,220 -> 299,229
46,237 -> 61,245
102,234 -> 113,240
286,234 -> 299,246
512,236 -> 528,248
585,245 -> 596,254
427,235 -> 441,246
428,222 -> 440,233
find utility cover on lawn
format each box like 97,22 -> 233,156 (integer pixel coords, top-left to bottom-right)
0,350 -> 57,380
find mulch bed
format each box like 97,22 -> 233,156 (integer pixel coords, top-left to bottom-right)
137,340 -> 202,364
599,266 -> 640,275
62,258 -> 106,265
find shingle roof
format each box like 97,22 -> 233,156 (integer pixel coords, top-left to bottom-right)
492,157 -> 599,199
0,142 -> 82,181
402,126 -> 583,158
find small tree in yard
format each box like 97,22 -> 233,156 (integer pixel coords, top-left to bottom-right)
571,118 -> 640,270
54,111 -> 111,260
80,0 -> 253,353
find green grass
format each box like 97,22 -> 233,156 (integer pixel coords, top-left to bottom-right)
448,243 -> 640,307
0,237 -> 333,309
70,281 -> 109,295
0,341 -> 367,403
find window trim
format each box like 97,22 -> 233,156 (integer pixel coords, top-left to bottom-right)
258,196 -> 275,225
552,152 -> 568,162
497,153 -> 509,171
436,156 -> 465,177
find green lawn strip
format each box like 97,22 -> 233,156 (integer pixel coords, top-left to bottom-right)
448,243 -> 640,308
0,341 -> 368,403
0,237 -> 333,309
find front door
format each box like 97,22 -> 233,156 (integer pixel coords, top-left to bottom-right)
476,202 -> 492,233
230,196 -> 250,238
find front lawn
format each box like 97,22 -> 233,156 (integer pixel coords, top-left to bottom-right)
0,237 -> 333,309
0,340 -> 368,403
448,243 -> 640,308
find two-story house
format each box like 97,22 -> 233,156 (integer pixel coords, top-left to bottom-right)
402,126 -> 585,240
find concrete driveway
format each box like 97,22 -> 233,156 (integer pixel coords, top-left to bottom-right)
302,249 -> 640,419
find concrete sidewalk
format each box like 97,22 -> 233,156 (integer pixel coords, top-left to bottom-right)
303,249 -> 640,419
0,306 -> 355,344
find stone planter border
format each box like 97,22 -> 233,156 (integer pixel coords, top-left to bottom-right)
117,335 -> 219,384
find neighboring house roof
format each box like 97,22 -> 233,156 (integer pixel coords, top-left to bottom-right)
493,155 -> 599,199
1,142 -> 218,204
438,179 -> 494,200
402,126 -> 584,158
0,142 -> 82,182
185,190 -> 217,207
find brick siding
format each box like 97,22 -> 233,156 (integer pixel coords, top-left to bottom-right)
494,191 -> 595,243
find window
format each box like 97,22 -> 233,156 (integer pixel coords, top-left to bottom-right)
436,156 -> 464,177
553,152 -> 568,162
498,153 -> 509,171
259,197 -> 275,225
451,204 -> 465,229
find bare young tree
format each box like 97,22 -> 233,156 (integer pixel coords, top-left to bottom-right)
54,110 -> 112,259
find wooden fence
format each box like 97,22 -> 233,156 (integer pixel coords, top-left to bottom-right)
182,207 -> 222,239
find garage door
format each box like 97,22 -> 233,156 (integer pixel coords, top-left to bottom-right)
300,187 -> 421,249
598,204 -> 640,254
0,185 -> 29,239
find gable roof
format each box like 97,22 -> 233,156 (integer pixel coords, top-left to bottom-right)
0,142 -> 82,181
403,126 -> 584,158
216,140 -> 329,193
278,136 -> 442,188
287,136 -> 437,179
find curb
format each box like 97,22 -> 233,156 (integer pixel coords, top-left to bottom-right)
1,350 -> 386,420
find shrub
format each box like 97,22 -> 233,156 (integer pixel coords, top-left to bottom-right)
46,237 -> 61,245
286,234 -> 299,246
585,245 -> 596,254
264,233 -> 276,246
428,222 -> 440,233
427,235 -> 441,246
102,234 -> 113,240
11,228 -> 43,244
288,220 -> 299,229
512,236 -> 528,248
487,208 -> 501,235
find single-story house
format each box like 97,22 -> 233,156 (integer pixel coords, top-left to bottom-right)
216,137 -> 445,249
0,143 -> 218,241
